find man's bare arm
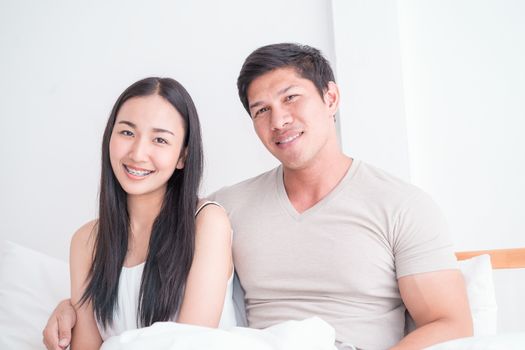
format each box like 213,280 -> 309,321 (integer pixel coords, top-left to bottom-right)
42,299 -> 77,350
391,269 -> 473,350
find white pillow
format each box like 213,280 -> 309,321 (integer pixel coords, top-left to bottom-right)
458,254 -> 498,336
0,240 -> 69,350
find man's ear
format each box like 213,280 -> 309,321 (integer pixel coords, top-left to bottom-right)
176,147 -> 188,169
324,81 -> 340,116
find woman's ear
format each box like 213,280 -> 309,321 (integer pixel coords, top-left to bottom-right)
176,147 -> 188,169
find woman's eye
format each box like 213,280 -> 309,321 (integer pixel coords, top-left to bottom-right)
154,137 -> 168,144
285,95 -> 298,102
120,130 -> 134,136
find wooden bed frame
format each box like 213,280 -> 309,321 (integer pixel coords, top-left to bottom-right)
456,248 -> 525,269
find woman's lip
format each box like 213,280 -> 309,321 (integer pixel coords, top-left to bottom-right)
123,164 -> 155,178
124,164 -> 154,172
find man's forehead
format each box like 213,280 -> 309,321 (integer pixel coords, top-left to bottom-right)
253,66 -> 302,83
247,67 -> 306,99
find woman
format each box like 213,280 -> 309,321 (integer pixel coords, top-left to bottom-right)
69,77 -> 235,349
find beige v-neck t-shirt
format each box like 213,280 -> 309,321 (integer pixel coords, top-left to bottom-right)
209,159 -> 457,350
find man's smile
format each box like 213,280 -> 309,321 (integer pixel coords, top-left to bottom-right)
274,132 -> 303,146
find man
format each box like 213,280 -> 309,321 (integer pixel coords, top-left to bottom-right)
44,43 -> 472,350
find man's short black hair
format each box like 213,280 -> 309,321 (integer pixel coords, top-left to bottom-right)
237,43 -> 336,115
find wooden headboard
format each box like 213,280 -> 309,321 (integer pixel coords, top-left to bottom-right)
456,248 -> 525,269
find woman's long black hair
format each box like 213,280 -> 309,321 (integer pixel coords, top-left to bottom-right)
80,77 -> 203,328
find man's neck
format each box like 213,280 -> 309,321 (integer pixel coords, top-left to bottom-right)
283,153 -> 353,213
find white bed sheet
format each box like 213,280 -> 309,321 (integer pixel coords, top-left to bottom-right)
100,317 -> 338,350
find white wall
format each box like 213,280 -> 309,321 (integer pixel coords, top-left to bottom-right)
0,0 -> 336,260
397,0 -> 525,251
332,0 -> 411,181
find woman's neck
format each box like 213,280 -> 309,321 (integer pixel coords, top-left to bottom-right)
126,189 -> 165,237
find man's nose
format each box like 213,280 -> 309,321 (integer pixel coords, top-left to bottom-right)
270,105 -> 293,130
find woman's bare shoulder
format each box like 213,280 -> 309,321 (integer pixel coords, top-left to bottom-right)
70,219 -> 98,260
195,200 -> 229,230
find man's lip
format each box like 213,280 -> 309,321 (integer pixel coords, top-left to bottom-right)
274,131 -> 303,145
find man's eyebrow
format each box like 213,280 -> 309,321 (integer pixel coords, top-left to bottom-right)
249,100 -> 264,110
248,85 -> 299,111
277,84 -> 298,96
117,121 -> 174,135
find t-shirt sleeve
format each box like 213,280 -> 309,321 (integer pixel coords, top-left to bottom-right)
392,191 -> 458,278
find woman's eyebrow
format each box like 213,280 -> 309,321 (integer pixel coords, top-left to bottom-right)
152,127 -> 174,136
118,120 -> 174,136
117,120 -> 136,128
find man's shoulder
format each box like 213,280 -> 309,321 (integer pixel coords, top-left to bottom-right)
352,160 -> 424,205
207,166 -> 280,207
355,161 -> 411,187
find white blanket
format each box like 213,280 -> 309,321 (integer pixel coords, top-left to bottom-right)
100,317 -> 338,350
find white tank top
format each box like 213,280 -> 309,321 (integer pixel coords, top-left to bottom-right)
96,201 -> 237,340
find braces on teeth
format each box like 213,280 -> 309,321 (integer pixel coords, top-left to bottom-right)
126,166 -> 152,176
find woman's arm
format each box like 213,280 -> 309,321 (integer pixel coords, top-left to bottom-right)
69,220 -> 103,350
176,203 -> 233,327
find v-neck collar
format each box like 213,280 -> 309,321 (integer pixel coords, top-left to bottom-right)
275,159 -> 361,221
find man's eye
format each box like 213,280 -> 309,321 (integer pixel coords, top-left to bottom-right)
255,107 -> 269,118
154,137 -> 168,144
285,95 -> 298,102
